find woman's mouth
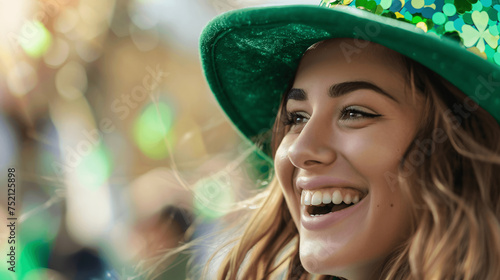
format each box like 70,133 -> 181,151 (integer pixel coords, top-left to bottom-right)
301,188 -> 365,216
300,188 -> 368,230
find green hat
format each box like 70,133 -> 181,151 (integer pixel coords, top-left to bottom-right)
199,0 -> 500,157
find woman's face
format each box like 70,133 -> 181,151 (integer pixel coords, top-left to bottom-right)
274,39 -> 423,279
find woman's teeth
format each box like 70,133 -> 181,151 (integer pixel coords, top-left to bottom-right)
301,189 -> 362,206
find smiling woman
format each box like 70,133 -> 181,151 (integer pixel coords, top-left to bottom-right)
274,40 -> 420,279
197,2 -> 500,280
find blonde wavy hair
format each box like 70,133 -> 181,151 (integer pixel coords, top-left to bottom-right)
203,50 -> 500,279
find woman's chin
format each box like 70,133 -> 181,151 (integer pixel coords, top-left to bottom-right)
299,235 -> 387,280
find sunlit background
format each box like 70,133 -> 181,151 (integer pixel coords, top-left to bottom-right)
0,0 -> 314,279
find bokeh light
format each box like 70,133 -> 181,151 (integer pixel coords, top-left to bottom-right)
193,176 -> 235,220
43,37 -> 70,68
18,240 -> 51,280
6,60 -> 38,96
54,7 -> 79,34
19,21 -> 52,58
133,101 -> 176,160
74,144 -> 113,189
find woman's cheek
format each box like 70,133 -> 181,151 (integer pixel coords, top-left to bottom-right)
274,139 -> 301,226
339,130 -> 406,173
274,137 -> 294,181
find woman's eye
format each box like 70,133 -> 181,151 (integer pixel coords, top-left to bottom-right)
284,112 -> 308,126
340,106 -> 381,121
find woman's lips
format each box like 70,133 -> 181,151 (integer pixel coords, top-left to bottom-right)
300,193 -> 369,231
296,176 -> 358,190
295,176 -> 367,196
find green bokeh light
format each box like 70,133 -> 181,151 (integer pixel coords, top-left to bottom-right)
193,177 -> 235,220
133,101 -> 176,160
75,144 -> 113,189
18,240 -> 51,280
14,199 -> 60,280
19,21 -> 52,58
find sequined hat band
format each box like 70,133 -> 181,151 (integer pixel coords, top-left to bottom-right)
321,0 -> 500,65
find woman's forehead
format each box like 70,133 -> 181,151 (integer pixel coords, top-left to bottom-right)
302,38 -> 405,68
296,40 -> 407,85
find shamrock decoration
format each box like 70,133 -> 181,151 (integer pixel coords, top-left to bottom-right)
461,10 -> 499,52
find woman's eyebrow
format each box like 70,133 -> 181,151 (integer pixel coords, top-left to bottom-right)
286,88 -> 307,101
329,81 -> 399,103
286,81 -> 399,103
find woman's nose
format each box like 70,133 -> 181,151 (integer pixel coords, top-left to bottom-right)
287,117 -> 337,169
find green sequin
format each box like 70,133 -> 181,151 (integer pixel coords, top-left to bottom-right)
487,8 -> 498,21
405,11 -> 414,20
463,12 -> 473,24
443,3 -> 457,16
356,0 -> 377,11
412,0 -> 426,9
472,1 -> 483,10
380,0 -> 392,9
490,24 -> 499,35
445,20 -> 457,31
433,12 -> 447,24
494,52 -> 500,64
412,15 -> 424,23
455,0 -> 473,14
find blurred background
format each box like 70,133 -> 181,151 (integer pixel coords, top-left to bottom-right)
0,0 -> 312,279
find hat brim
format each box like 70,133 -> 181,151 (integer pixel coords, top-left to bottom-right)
200,5 -> 500,156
